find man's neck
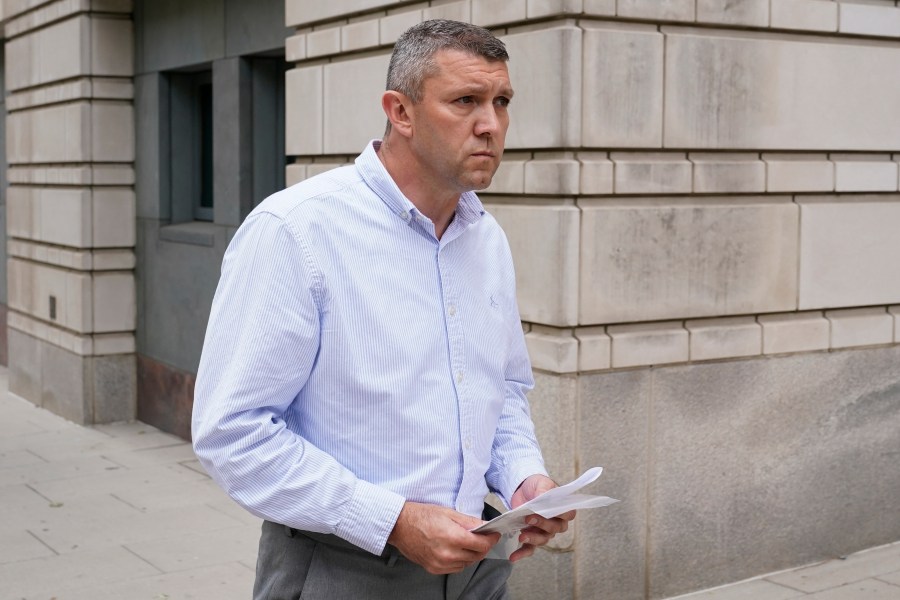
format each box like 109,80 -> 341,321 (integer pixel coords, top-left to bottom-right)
377,139 -> 459,240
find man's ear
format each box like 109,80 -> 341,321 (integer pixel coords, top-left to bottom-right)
382,91 -> 414,138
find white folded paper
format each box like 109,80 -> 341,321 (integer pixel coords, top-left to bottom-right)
472,466 -> 618,560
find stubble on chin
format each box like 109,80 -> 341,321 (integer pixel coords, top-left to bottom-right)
465,158 -> 502,192
464,169 -> 496,192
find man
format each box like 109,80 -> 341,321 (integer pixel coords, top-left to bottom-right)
192,19 -> 574,599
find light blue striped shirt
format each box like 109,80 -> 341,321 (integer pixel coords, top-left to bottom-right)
192,140 -> 547,556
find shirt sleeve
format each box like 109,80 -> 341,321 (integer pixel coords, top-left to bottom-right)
191,211 -> 405,556
484,250 -> 549,507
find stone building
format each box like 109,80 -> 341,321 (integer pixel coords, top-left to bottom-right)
2,0 -> 899,598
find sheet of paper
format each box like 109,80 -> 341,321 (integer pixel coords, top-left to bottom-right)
472,466 -> 618,559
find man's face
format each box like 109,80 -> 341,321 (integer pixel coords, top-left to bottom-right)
408,49 -> 513,195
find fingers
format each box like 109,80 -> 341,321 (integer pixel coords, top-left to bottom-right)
388,502 -> 501,574
449,514 -> 501,554
524,514 -> 571,536
516,513 -> 574,550
508,476 -> 581,563
558,509 -> 577,523
422,546 -> 488,574
509,543 -> 535,563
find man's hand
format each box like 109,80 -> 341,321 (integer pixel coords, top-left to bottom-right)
508,474 -> 576,563
388,501 -> 501,574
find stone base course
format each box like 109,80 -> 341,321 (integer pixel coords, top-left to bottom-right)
8,328 -> 135,424
826,307 -> 894,349
524,307 -> 900,374
515,346 -> 900,599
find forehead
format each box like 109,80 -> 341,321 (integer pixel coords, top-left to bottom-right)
425,49 -> 511,91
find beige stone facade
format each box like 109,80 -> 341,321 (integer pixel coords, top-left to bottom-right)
2,0 -> 136,423
2,0 -> 899,598
282,0 -> 900,371
281,1 -> 900,598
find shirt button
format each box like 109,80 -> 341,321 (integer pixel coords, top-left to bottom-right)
464,438 -> 472,450
456,371 -> 464,384
401,212 -> 411,221
448,304 -> 456,316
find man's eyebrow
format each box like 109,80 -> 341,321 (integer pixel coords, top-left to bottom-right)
452,84 -> 515,97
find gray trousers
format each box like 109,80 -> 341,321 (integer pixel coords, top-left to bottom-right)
253,507 -> 512,600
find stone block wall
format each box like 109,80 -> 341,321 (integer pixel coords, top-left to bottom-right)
283,1 -> 900,598
2,0 -> 137,422
0,38 -> 7,366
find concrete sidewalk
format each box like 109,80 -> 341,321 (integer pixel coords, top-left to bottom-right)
1,366 -> 899,599
0,368 -> 259,599
665,544 -> 900,600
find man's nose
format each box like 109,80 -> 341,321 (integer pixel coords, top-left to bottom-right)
474,105 -> 501,137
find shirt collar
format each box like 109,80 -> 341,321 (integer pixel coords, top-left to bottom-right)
356,140 -> 486,227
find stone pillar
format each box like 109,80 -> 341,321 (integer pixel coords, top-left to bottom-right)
3,0 -> 136,423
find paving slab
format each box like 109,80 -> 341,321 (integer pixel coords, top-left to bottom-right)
206,497 -> 269,527
98,439 -> 198,469
0,483 -> 48,514
0,491 -> 141,539
0,423 -> 110,454
180,457 -> 211,476
0,394 -> 100,436
28,460 -> 209,502
0,416 -> 46,438
877,569 -> 900,586
56,561 -> 256,600
0,453 -> 124,487
108,477 -> 232,512
0,447 -> 46,469
0,380 -> 263,599
666,578 -> 805,600
0,528 -> 57,563
664,543 -> 900,599
766,543 -> 900,593
240,557 -> 257,572
0,545 -> 162,598
806,578 -> 900,600
29,503 -> 245,555
124,524 -> 261,573
24,429 -> 190,462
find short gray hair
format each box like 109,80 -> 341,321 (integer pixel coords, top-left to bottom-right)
386,19 -> 509,103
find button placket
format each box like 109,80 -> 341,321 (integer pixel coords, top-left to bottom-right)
438,247 -> 472,476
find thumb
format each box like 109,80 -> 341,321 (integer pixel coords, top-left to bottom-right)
533,478 -> 557,495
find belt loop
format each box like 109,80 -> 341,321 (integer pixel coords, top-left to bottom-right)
386,547 -> 399,567
284,525 -> 295,538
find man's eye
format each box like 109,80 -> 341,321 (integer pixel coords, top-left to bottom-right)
495,97 -> 511,107
457,96 -> 474,104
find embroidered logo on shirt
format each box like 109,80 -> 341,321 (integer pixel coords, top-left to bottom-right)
490,295 -> 499,309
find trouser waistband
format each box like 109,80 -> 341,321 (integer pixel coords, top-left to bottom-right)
282,525 -> 403,566
279,502 -> 502,567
